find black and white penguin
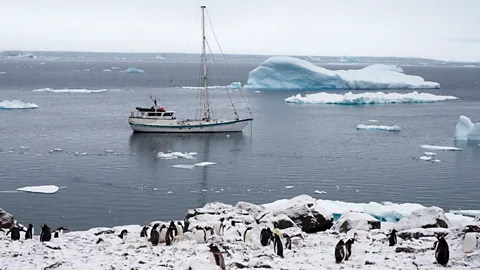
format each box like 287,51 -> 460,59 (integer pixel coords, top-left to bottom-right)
140,226 -> 149,238
176,222 -> 184,236
214,217 -> 226,236
7,227 -> 22,241
205,226 -> 215,239
53,227 -> 67,238
168,221 -> 178,236
273,228 -> 284,258
388,229 -> 397,246
335,240 -> 346,264
25,224 -> 34,240
194,225 -> 207,244
260,227 -> 273,246
159,224 -> 167,243
435,236 -> 449,266
243,227 -> 253,242
149,224 -> 159,246
345,238 -> 355,260
208,244 -> 226,270
40,224 -> 52,242
118,229 -> 128,243
165,223 -> 175,246
283,233 -> 292,250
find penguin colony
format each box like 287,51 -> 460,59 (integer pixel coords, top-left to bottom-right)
1,219 -> 463,268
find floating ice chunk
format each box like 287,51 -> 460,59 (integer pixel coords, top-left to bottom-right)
314,190 -> 327,194
111,67 -> 119,70
102,69 -> 112,72
423,152 -> 436,156
368,119 -> 379,123
17,185 -> 59,194
454,115 -> 480,141
245,56 -> 440,90
285,186 -> 294,189
167,191 -> 173,194
124,67 -> 144,73
0,100 -> 38,109
419,156 -> 432,161
157,151 -> 197,160
228,81 -> 242,88
17,53 -> 37,59
0,72 -> 6,74
49,148 -> 62,153
357,124 -> 401,132
449,210 -> 480,218
32,88 -> 116,93
20,146 -> 29,150
254,90 -> 261,93
172,164 -> 196,169
155,56 -> 165,60
420,145 -> 462,151
194,162 -> 216,167
285,91 -> 458,105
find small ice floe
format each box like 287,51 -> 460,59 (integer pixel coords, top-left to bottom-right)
74,152 -> 88,156
285,186 -> 294,189
423,152 -> 436,156
194,162 -> 216,167
105,149 -> 115,153
314,190 -> 327,194
112,67 -> 120,70
201,189 -> 208,192
102,69 -> 112,72
356,124 -> 401,132
157,151 -> 197,160
419,156 -> 432,161
49,148 -> 62,153
254,90 -> 261,93
153,188 -> 159,191
20,146 -> 29,150
172,164 -> 196,169
167,191 -> 173,194
124,67 -> 144,73
17,185 -> 59,194
368,119 -> 379,123
420,144 -> 462,151
0,100 -> 39,109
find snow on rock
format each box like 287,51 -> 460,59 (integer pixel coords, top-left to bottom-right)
124,67 -> 144,73
157,151 -> 197,160
285,91 -> 458,105
331,211 -> 381,233
16,185 -> 60,194
0,100 -> 39,109
0,208 -> 15,229
454,115 -> 480,141
32,88 -> 114,93
397,228 -> 450,240
420,144 -> 462,151
357,124 -> 401,132
396,206 -> 450,231
245,56 -> 441,90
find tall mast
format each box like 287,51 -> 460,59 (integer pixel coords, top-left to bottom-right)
201,5 -> 210,120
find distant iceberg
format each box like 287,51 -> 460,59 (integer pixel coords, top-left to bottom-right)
33,88 -> 117,93
357,124 -> 401,132
454,115 -> 480,141
285,91 -> 458,105
16,53 -> 37,59
244,56 -> 440,90
0,100 -> 38,109
155,56 -> 166,60
17,185 -> 59,194
228,82 -> 242,88
124,67 -> 144,73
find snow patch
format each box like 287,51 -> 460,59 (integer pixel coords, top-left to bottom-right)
157,151 -> 197,160
245,56 -> 441,90
285,91 -> 458,105
454,115 -> 480,141
32,88 -> 118,93
420,145 -> 462,151
357,124 -> 401,131
16,185 -> 59,194
0,100 -> 38,109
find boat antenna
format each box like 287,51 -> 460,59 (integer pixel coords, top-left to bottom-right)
201,6 -> 210,121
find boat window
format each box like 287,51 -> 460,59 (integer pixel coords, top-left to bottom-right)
147,113 -> 164,117
163,112 -> 173,116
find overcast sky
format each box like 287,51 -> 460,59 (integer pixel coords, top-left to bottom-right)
1,0 -> 479,61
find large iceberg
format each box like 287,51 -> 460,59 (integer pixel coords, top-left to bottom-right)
244,56 -> 440,90
454,115 -> 480,141
285,91 -> 458,105
0,100 -> 38,109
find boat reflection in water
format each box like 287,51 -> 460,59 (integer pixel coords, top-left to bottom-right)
128,132 -> 249,207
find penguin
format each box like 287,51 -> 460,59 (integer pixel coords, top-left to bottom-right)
283,233 -> 292,250
149,224 -> 159,246
243,227 -> 253,242
176,222 -> 184,236
25,224 -> 34,240
214,217 -> 226,236
345,238 -> 355,260
118,229 -> 128,243
96,238 -> 104,244
53,227 -> 67,238
168,221 -> 178,236
40,224 -> 52,242
435,236 -> 449,266
273,228 -> 284,258
140,226 -> 149,238
388,229 -> 397,246
194,225 -> 207,244
335,240 -> 346,264
159,224 -> 167,243
6,227 -> 22,241
463,232 -> 477,253
165,224 -> 175,246
205,226 -> 214,239
260,227 -> 273,246
208,244 -> 226,270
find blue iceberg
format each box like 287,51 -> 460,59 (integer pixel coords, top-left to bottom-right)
244,56 -> 440,90
0,100 -> 39,109
124,67 -> 144,73
228,82 -> 242,88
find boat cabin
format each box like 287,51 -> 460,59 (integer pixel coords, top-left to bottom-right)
130,107 -> 176,119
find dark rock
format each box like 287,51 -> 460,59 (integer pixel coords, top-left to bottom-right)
395,246 -> 432,253
0,208 -> 14,229
365,261 -> 375,265
272,214 -> 296,229
94,230 -> 115,236
397,228 -> 449,240
43,262 -> 63,270
464,225 -> 480,233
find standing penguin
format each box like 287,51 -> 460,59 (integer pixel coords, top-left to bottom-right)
118,229 -> 129,244
260,228 -> 273,246
176,222 -> 184,236
194,226 -> 207,244
40,224 -> 52,242
463,232 -> 477,253
273,228 -> 284,258
149,224 -> 160,246
208,244 -> 226,270
140,226 -> 149,238
25,224 -> 34,240
205,226 -> 215,239
53,227 -> 68,238
165,223 -> 175,246
435,236 -> 449,266
214,218 -> 226,236
388,229 -> 397,246
345,238 -> 355,260
243,227 -> 253,242
159,224 -> 167,243
283,233 -> 292,250
335,240 -> 346,264
6,227 -> 22,241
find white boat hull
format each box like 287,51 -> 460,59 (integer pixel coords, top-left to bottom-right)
128,117 -> 252,133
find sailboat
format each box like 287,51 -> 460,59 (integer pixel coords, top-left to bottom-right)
128,6 -> 253,133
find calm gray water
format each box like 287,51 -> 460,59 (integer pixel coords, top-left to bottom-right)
1,58 -> 479,230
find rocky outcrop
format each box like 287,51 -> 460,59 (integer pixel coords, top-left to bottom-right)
331,211 -> 381,233
397,228 -> 449,240
396,206 -> 450,231
0,208 -> 14,229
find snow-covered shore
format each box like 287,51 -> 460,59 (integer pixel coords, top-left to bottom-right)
1,195 -> 480,269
